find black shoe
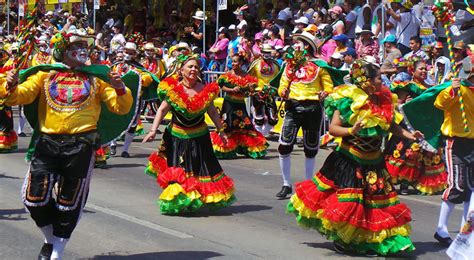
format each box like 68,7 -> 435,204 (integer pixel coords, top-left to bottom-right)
121,151 -> 130,158
434,232 -> 453,247
18,132 -> 27,137
110,146 -> 116,156
399,184 -> 409,195
276,186 -> 292,199
333,241 -> 346,254
94,161 -> 107,169
38,243 -> 53,260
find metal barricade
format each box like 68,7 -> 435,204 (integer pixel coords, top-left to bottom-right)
203,71 -> 225,84
203,71 -> 225,97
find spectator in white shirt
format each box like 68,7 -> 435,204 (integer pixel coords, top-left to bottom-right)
386,0 -> 420,55
403,36 -> 429,61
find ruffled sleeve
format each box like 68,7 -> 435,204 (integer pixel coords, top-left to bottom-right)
324,84 -> 398,137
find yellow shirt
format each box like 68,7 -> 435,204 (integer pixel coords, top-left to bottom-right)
248,58 -> 280,91
278,61 -> 334,100
0,70 -> 133,135
434,85 -> 474,139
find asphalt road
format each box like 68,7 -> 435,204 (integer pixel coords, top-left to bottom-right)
0,117 -> 464,260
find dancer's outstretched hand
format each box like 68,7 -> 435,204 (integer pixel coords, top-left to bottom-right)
142,131 -> 156,143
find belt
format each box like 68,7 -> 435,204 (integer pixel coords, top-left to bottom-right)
40,130 -> 100,149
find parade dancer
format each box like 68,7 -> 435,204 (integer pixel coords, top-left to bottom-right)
210,54 -> 268,159
386,60 -> 447,195
109,40 -> 159,158
287,60 -> 420,256
1,30 -> 134,260
272,32 -> 347,199
143,54 -> 235,215
248,44 -> 280,136
400,46 -> 474,247
141,42 -> 166,121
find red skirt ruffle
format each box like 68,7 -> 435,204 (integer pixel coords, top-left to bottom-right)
0,130 -> 18,152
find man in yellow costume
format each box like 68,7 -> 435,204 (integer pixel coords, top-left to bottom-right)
272,32 -> 347,199
248,44 -> 281,136
401,45 -> 474,247
1,29 -> 134,259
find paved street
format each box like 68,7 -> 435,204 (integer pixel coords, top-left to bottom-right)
0,117 -> 463,260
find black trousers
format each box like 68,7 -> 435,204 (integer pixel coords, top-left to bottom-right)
22,132 -> 97,238
278,100 -> 324,158
251,95 -> 278,126
442,137 -> 474,204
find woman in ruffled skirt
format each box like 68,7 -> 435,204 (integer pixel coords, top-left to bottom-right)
210,55 -> 268,159
385,60 -> 447,195
287,60 -> 422,256
142,54 -> 235,215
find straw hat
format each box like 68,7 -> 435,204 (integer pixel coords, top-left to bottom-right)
192,10 -> 207,20
292,31 -> 317,56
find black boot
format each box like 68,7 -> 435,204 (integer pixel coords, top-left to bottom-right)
276,186 -> 292,199
38,243 -> 53,260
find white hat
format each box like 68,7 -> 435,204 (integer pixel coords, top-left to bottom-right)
144,42 -> 155,51
177,42 -> 190,50
63,12 -> 70,17
218,26 -> 226,33
237,21 -> 247,30
294,16 -> 309,25
124,42 -> 138,52
46,11 -> 54,16
192,10 -> 207,20
292,31 -> 318,56
261,44 -> 274,53
67,28 -> 95,47
228,24 -> 236,30
331,52 -> 343,60
459,56 -> 473,79
363,55 -> 379,67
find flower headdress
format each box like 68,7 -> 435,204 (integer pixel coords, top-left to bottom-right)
350,59 -> 374,92
50,29 -> 94,61
176,53 -> 200,69
50,32 -> 70,61
128,32 -> 145,49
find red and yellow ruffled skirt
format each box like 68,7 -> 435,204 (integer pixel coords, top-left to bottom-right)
288,151 -> 415,256
0,130 -> 17,153
210,130 -> 269,159
94,146 -> 110,168
386,139 -> 447,194
145,150 -> 235,215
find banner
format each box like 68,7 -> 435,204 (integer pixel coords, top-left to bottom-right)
217,0 -> 227,11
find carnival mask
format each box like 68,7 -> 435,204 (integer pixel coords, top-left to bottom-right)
294,41 -> 305,52
66,48 -> 89,64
